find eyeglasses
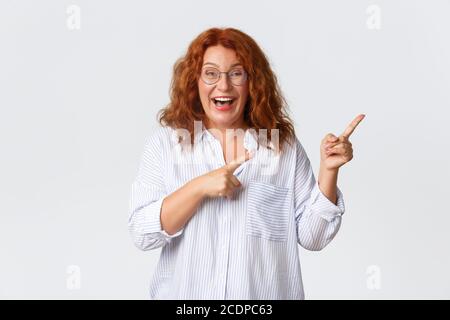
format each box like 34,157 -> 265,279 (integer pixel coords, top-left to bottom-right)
200,67 -> 248,86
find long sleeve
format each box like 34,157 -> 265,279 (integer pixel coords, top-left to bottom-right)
128,130 -> 184,251
293,138 -> 345,251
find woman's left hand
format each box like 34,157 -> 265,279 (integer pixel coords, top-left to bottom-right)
320,114 -> 365,171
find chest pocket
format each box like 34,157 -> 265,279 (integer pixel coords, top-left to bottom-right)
246,180 -> 293,242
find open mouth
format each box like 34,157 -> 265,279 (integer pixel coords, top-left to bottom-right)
211,97 -> 235,108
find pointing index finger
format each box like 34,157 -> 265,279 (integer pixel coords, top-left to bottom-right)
225,150 -> 253,173
341,114 -> 366,139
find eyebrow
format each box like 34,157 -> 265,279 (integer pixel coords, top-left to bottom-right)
203,62 -> 243,68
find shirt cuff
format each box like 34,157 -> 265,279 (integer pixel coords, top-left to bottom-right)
140,197 -> 184,240
308,180 -> 345,222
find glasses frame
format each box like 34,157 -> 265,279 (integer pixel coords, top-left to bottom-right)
200,67 -> 248,86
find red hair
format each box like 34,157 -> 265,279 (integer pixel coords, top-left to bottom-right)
158,27 -> 295,151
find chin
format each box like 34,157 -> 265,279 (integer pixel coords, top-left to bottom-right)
208,117 -> 233,127
202,102 -> 245,128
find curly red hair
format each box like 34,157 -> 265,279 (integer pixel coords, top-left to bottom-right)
158,27 -> 295,151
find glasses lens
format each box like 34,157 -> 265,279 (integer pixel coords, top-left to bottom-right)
200,68 -> 248,85
229,69 -> 247,86
202,68 -> 220,84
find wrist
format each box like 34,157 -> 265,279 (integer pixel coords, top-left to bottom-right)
319,162 -> 339,174
319,164 -> 339,186
190,176 -> 207,199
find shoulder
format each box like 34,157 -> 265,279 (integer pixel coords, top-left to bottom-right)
279,134 -> 305,156
278,134 -> 309,164
293,135 -> 305,153
140,126 -> 176,162
291,135 -> 312,166
144,126 -> 178,148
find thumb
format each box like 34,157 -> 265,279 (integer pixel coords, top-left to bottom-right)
328,134 -> 339,142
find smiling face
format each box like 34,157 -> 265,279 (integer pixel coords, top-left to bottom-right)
198,45 -> 249,130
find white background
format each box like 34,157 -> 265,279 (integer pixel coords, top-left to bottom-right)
1,0 -> 449,299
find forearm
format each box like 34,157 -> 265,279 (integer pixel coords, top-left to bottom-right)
160,177 -> 206,235
318,164 -> 338,205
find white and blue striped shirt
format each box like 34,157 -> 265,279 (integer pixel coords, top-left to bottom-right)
129,126 -> 345,299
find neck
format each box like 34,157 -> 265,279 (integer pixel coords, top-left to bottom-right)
204,120 -> 249,143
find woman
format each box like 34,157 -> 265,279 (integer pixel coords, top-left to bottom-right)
129,27 -> 365,299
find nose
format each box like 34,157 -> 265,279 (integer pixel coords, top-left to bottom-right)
217,73 -> 232,92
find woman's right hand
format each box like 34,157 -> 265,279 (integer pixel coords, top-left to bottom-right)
196,150 -> 253,199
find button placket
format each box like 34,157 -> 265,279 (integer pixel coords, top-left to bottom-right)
215,198 -> 231,299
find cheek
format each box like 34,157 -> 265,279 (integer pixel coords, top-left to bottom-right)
198,83 -> 210,103
238,86 -> 249,104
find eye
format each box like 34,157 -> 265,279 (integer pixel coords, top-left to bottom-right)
204,68 -> 219,78
229,69 -> 244,77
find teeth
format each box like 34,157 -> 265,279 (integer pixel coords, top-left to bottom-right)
214,97 -> 233,102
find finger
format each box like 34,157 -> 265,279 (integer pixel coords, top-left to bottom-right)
341,114 -> 365,139
217,181 -> 234,197
229,175 -> 242,188
324,138 -> 351,150
327,143 -> 352,155
327,133 -> 339,143
225,192 -> 235,200
326,146 -> 343,156
219,184 -> 234,198
226,180 -> 237,192
327,143 -> 344,153
224,182 -> 237,199
225,149 -> 254,173
324,141 -> 340,150
322,133 -> 338,144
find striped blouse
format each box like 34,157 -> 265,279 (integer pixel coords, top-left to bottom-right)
129,125 -> 345,299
